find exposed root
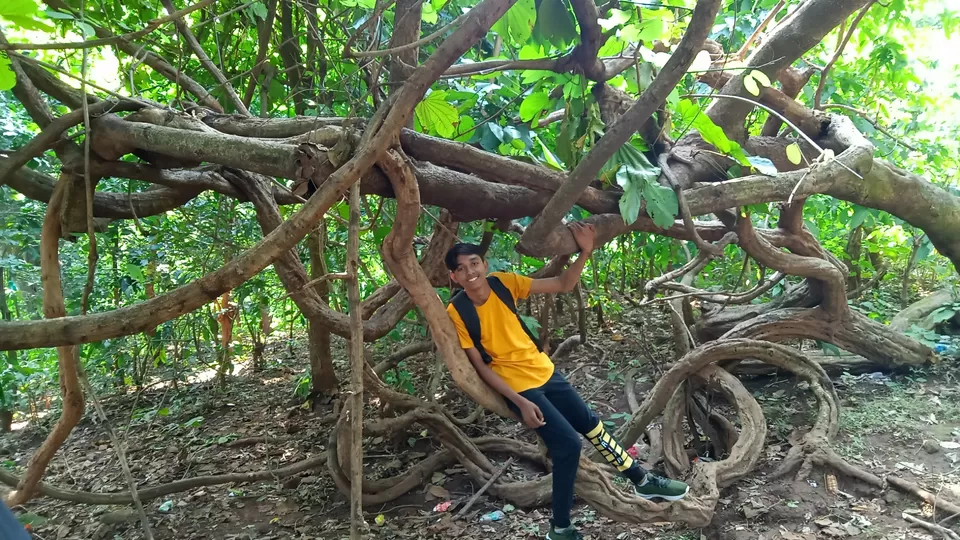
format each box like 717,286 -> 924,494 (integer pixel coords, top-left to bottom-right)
888,476 -> 960,522
902,513 -> 960,540
552,334 -> 583,359
0,454 -> 328,505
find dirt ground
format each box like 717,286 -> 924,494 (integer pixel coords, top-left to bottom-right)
3,307 -> 960,540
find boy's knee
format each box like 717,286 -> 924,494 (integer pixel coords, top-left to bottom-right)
550,431 -> 582,462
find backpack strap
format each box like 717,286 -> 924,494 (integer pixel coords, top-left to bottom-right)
487,276 -> 543,353
450,276 -> 545,365
451,289 -> 492,364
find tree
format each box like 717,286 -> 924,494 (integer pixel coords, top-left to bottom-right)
0,0 -> 957,525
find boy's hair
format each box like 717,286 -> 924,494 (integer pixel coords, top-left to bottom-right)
444,243 -> 485,271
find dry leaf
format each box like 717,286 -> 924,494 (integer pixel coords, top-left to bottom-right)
427,484 -> 450,500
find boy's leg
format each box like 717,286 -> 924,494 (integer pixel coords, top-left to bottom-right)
507,390 -> 582,530
541,372 -> 689,500
537,372 -> 646,481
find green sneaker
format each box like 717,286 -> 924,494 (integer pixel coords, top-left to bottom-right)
633,472 -> 689,501
546,525 -> 583,540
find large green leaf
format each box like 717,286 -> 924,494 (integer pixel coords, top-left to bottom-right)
492,0 -> 536,44
415,91 -> 458,138
642,180 -> 679,229
519,90 -> 550,122
535,0 -> 576,47
0,54 -> 14,91
0,0 -> 38,18
675,99 -> 750,166
617,168 -> 644,225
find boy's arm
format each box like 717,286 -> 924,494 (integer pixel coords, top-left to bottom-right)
464,348 -> 545,428
529,222 -> 596,295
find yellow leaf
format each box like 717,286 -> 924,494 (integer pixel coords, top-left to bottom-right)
750,70 -> 771,88
375,514 -> 386,526
786,143 -> 803,165
743,74 -> 760,96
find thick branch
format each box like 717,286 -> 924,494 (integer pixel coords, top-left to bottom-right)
43,0 -> 223,112
0,100 -> 142,188
0,0 -> 520,352
519,0 -> 721,249
813,2 -> 875,109
706,0 -> 870,135
161,0 -> 249,114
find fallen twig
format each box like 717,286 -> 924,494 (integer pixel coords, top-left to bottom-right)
888,476 -> 960,522
902,512 -> 960,540
455,457 -> 514,520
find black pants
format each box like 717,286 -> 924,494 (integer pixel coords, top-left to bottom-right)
507,371 -> 646,529
0,500 -> 30,540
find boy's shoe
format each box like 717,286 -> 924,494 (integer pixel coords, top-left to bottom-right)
546,525 -> 584,540
634,472 -> 689,501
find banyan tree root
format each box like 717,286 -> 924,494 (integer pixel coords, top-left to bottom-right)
618,339 -> 883,491
6,180 -> 85,507
0,454 -> 329,505
324,335 -> 772,526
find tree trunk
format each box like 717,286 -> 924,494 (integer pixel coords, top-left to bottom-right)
307,223 -> 337,400
0,267 -> 16,432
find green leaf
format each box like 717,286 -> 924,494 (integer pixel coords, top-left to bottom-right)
785,143 -> 803,165
0,0 -> 38,18
917,237 -> 934,261
635,16 -> 667,41
492,0 -> 536,44
598,8 -> 631,30
43,8 -> 74,19
536,0 -> 576,47
16,512 -> 48,526
675,100 -> 750,166
421,2 -> 438,24
454,115 -> 475,142
519,91 -> 550,122
746,156 -> 778,176
931,307 -> 957,324
849,205 -> 870,229
750,70 -> 771,87
536,136 -> 563,169
249,1 -> 267,20
519,314 -> 541,332
76,20 -> 96,38
415,91 -> 458,138
642,181 -> 679,229
6,13 -> 52,31
125,262 -> 145,283
743,74 -> 760,96
617,173 -> 643,225
0,54 -> 14,92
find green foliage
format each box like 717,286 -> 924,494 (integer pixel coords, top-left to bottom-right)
493,0 -> 537,44
0,0 -> 958,430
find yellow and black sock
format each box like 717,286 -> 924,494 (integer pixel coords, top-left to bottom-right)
585,421 -> 647,484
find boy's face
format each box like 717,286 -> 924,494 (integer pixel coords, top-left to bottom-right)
450,253 -> 488,291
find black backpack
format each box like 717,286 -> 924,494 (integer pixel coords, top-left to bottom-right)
450,276 -> 543,364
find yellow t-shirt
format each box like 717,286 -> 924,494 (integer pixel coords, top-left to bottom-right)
446,272 -> 555,393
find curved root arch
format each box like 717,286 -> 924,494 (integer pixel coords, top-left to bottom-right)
323,338 -> 864,526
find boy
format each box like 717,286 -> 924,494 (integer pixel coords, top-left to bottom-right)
444,222 -> 688,540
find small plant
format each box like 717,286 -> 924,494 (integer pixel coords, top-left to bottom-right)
383,362 -> 416,394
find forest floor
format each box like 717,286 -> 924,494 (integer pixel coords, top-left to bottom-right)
3,305 -> 960,540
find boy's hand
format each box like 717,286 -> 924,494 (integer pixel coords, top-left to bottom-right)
519,399 -> 546,429
570,221 -> 597,253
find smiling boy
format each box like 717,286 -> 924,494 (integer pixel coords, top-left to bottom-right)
444,222 -> 688,540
